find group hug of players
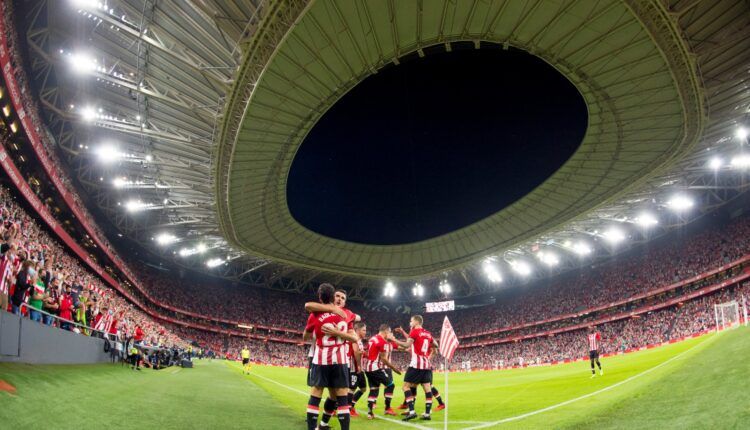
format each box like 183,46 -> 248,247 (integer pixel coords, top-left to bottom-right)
303,283 -> 446,430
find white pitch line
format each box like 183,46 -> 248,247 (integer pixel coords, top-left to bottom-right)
463,339 -> 709,429
247,371 -> 432,430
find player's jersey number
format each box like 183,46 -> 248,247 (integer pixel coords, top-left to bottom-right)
321,321 -> 348,346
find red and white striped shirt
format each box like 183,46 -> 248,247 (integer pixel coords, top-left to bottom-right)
349,338 -> 365,372
0,254 -> 14,294
306,312 -> 348,365
588,332 -> 601,352
408,327 -> 434,370
365,334 -> 394,372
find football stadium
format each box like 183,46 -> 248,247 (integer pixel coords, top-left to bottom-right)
1,0 -> 750,429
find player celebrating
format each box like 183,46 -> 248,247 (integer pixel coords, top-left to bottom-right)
348,322 -> 368,417
390,315 -> 437,421
588,326 -> 604,377
365,324 -> 402,419
305,289 -> 357,427
241,346 -> 251,374
303,283 -> 358,430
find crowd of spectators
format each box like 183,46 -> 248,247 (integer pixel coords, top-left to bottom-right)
2,164 -> 749,369
0,1 -> 147,301
0,185 -> 185,348
450,282 -> 748,370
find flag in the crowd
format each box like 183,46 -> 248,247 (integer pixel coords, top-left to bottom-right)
439,316 -> 459,361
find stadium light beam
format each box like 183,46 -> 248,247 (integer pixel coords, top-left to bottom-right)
155,233 -> 177,246
537,251 -> 559,267
69,52 -> 98,74
206,258 -> 224,268
573,242 -> 592,256
412,283 -> 424,297
439,280 -> 452,294
95,145 -> 120,163
635,212 -> 658,228
737,127 -> 748,141
709,157 -> 723,170
667,194 -> 694,212
511,261 -> 532,277
124,200 -> 151,213
482,259 -> 503,283
602,227 -> 626,244
80,106 -> 97,122
383,281 -> 397,297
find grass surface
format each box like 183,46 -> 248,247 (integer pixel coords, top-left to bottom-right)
1,328 -> 749,429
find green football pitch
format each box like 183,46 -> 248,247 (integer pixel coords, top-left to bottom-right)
1,327 -> 749,429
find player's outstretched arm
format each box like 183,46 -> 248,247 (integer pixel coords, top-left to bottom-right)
304,302 -> 346,318
389,332 -> 413,350
379,352 -> 402,375
321,325 -> 358,343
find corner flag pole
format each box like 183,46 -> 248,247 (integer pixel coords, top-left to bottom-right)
439,315 -> 458,430
444,356 -> 449,430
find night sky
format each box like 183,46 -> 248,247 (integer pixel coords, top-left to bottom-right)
287,43 -> 587,245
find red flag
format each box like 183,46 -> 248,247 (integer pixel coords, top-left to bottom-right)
439,316 -> 459,361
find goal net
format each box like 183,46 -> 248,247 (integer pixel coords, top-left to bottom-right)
714,301 -> 741,331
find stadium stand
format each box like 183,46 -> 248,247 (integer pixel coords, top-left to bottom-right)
0,2 -> 748,370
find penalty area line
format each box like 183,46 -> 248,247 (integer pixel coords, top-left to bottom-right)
464,338 -> 710,429
247,371 -> 432,430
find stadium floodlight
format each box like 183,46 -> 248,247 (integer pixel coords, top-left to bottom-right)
482,259 -> 503,283
196,243 -> 207,253
112,177 -> 128,188
511,261 -> 532,276
80,106 -> 97,122
667,194 -> 694,212
124,200 -> 151,213
737,127 -> 749,140
602,227 -> 626,244
635,212 -> 658,228
155,233 -> 176,246
178,248 -> 194,257
383,281 -> 397,297
206,258 -> 224,268
537,251 -> 559,267
439,280 -> 452,294
730,154 -> 750,168
412,283 -> 424,297
69,52 -> 98,74
95,145 -> 121,163
709,157 -> 723,170
573,242 -> 592,256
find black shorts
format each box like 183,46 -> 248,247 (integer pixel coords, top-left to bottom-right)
404,367 -> 433,384
366,368 -> 394,387
307,357 -> 313,386
350,371 -> 366,390
242,358 -> 250,365
309,364 -> 349,389
589,350 -> 599,360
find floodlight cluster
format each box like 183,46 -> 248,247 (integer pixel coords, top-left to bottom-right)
206,258 -> 225,268
155,233 -> 177,246
483,259 -> 503,283
383,281 -> 397,297
438,280 -> 452,294
412,283 -> 425,297
123,200 -> 152,213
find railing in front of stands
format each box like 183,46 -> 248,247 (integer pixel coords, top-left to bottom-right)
17,303 -> 113,339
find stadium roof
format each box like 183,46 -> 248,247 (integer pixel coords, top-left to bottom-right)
19,0 -> 750,298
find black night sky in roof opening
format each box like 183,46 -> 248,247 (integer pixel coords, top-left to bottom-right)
287,43 -> 587,245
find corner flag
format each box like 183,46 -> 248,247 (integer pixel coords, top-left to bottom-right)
439,316 -> 459,360
439,316 -> 459,430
